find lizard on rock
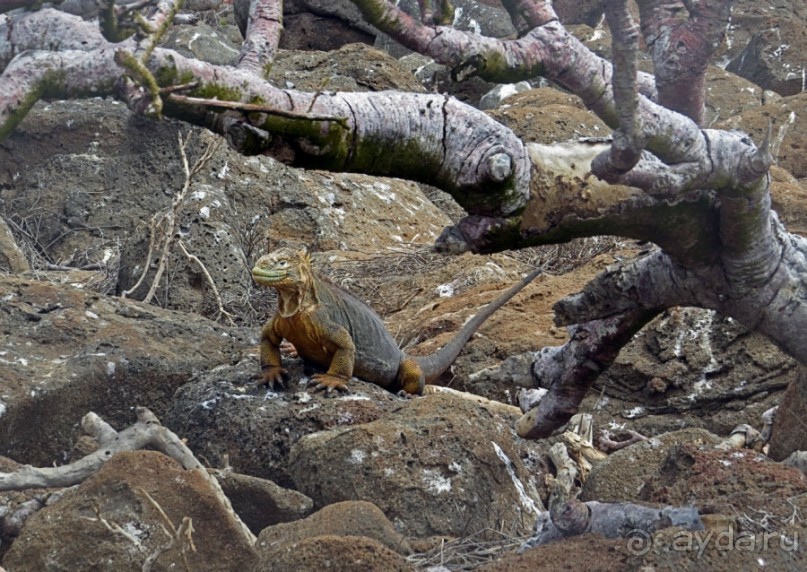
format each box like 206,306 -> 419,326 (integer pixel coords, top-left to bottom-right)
251,247 -> 541,395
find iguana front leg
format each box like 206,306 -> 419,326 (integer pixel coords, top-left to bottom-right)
258,318 -> 287,389
310,321 -> 356,393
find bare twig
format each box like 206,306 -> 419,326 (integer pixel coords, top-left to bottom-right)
122,131 -> 222,307
83,504 -> 144,547
177,240 -> 235,325
407,528 -> 529,570
138,488 -> 196,572
598,429 -> 648,453
166,94 -> 349,128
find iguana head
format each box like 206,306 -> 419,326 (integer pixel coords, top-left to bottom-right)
252,247 -> 313,288
252,248 -> 317,316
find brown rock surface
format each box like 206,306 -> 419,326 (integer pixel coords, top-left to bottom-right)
288,393 -> 547,538
256,500 -> 412,556
0,275 -> 244,467
582,428 -> 723,503
255,534 -> 411,572
167,361 -> 403,487
718,91 -> 807,180
212,470 -> 314,534
640,443 -> 807,522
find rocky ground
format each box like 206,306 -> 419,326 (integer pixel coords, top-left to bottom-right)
1,1 -> 807,570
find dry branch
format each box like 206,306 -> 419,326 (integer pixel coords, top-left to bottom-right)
122,131 -> 223,312
177,240 -> 235,325
599,429 -> 648,453
236,0 -> 282,77
423,384 -> 522,417
0,407 -> 256,546
522,441 -> 703,550
521,499 -> 704,550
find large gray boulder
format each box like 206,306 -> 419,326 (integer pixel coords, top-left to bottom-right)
0,274 -> 245,466
287,392 -> 547,538
166,361 -> 403,488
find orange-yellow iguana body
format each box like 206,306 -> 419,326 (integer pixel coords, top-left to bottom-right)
251,247 -> 540,394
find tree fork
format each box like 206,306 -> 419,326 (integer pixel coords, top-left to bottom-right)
516,307 -> 662,439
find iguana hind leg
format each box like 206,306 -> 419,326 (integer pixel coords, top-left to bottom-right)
397,357 -> 426,395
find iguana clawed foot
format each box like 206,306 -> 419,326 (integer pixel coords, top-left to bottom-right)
310,373 -> 350,394
258,365 -> 288,390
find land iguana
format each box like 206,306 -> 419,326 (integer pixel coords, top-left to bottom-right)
251,247 -> 541,395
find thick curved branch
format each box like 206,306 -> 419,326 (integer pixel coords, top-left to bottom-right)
346,2 -> 761,209
498,0 -> 558,35
436,141 -> 722,261
0,10 -> 531,217
348,0 -> 658,100
552,250 -> 709,326
517,219 -> 807,439
595,0 -> 645,179
516,308 -> 662,439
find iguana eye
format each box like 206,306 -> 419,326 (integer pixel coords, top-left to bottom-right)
277,260 -> 288,268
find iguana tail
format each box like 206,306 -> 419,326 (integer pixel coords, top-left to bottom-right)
414,266 -> 542,382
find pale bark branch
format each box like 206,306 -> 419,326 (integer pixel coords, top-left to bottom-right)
0,9 -> 531,217
598,429 -> 648,453
551,251 -> 707,326
236,0 -> 282,78
0,408 -> 198,490
522,499 -> 704,549
516,308 -> 662,439
595,0 -> 644,178
349,0 -> 658,99
423,384 -> 522,417
499,0 -> 558,31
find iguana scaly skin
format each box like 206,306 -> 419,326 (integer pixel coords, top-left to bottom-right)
251,247 -> 541,394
